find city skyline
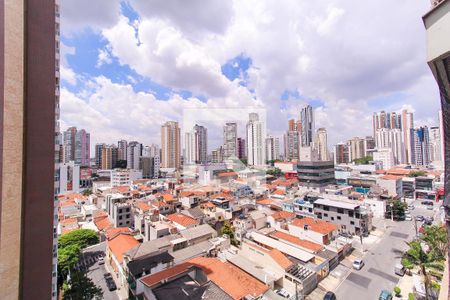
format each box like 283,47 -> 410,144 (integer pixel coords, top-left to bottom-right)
59,1 -> 440,152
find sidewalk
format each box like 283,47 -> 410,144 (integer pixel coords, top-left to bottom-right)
104,261 -> 128,300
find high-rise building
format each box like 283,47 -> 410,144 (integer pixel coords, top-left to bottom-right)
74,129 -> 90,166
402,109 -> 414,164
161,121 -> 181,169
375,128 -> 390,149
300,105 -> 315,146
237,137 -> 246,160
0,2 -> 57,299
424,5 -> 450,295
411,126 -> 430,166
117,139 -> 128,161
334,143 -> 350,164
429,126 -> 442,163
265,135 -> 280,162
315,128 -> 328,161
364,136 -> 376,156
101,145 -> 119,170
389,129 -> 405,165
127,141 -> 143,170
212,146 -> 224,163
349,137 -> 365,162
284,131 -> 300,161
223,122 -> 237,159
185,124 -> 208,165
63,127 -> 90,166
95,143 -> 106,167
246,113 -> 265,166
373,148 -> 394,170
58,161 -> 80,194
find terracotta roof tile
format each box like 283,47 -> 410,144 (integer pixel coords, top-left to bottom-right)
166,213 -> 199,227
270,230 -> 323,252
95,217 -> 113,231
218,171 -> 238,178
256,198 -> 273,205
269,248 -> 294,270
107,233 -> 140,263
135,201 -> 151,211
291,217 -> 338,235
141,262 -> 193,287
189,257 -> 269,300
270,211 -> 295,221
105,227 -> 131,240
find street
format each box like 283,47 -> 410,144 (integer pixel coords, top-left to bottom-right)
82,242 -> 120,300
334,199 -> 440,300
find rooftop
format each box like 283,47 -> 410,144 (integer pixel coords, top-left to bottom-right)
167,213 -> 199,227
291,217 -> 338,235
107,233 -> 140,263
270,230 -> 323,252
314,198 -> 361,210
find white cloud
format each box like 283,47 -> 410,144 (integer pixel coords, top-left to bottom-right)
61,0 -> 441,149
96,48 -> 112,67
60,0 -> 121,34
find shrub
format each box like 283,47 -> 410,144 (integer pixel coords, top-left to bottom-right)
393,286 -> 401,296
408,293 -> 414,300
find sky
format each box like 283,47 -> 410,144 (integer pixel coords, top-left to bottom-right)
60,0 -> 440,152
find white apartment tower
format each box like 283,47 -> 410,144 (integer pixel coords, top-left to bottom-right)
402,109 -> 414,164
247,113 -> 265,166
315,128 -> 329,161
266,135 -> 280,162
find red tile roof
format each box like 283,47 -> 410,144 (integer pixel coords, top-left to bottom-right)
166,213 -> 199,227
218,171 -> 238,178
270,211 -> 296,221
291,217 -> 338,235
141,262 -> 193,287
113,186 -> 130,193
105,227 -> 131,240
135,201 -> 151,212
94,217 -> 113,231
256,198 -> 273,206
189,257 -> 269,300
269,249 -> 294,270
107,233 -> 140,263
380,174 -> 402,180
270,231 -> 323,252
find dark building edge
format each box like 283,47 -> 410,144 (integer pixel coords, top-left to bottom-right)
20,0 -> 56,299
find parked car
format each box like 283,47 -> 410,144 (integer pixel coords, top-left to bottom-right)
106,277 -> 117,291
405,215 -> 412,221
394,263 -> 406,276
353,259 -> 364,270
275,289 -> 290,298
98,257 -> 105,265
323,291 -> 337,300
379,290 -> 393,300
416,215 -> 424,222
408,204 -> 415,210
427,205 -> 434,210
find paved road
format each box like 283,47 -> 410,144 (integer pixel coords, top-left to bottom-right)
334,199 -> 439,300
82,243 -> 120,300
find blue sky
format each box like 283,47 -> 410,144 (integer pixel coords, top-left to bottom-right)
60,0 -> 439,149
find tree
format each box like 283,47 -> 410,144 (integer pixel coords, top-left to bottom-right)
267,167 -> 283,177
221,222 -> 238,246
385,200 -> 407,220
63,271 -> 103,300
408,171 -> 427,177
421,225 -> 448,260
58,244 -> 81,274
58,229 -> 99,250
82,188 -> 92,196
402,240 -> 444,300
352,156 -> 373,165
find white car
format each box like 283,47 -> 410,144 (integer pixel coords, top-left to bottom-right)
98,257 -> 105,265
353,259 -> 364,270
405,215 -> 412,221
275,289 -> 290,298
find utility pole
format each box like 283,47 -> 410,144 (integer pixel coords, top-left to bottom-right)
390,203 -> 394,222
413,216 -> 418,237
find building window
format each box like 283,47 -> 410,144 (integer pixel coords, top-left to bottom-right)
337,208 -> 344,214
337,216 -> 341,220
331,217 -> 334,221
350,221 -> 355,225
348,211 -> 354,217
323,206 -> 330,211
324,213 -> 328,217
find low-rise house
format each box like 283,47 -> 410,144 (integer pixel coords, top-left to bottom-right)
313,197 -> 372,235
165,213 -> 199,230
376,175 -> 403,198
267,211 -> 296,230
288,217 -> 338,245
